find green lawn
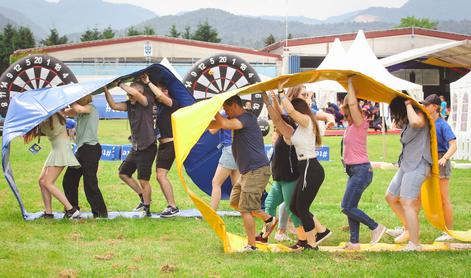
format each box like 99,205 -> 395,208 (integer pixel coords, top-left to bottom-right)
0,120 -> 470,277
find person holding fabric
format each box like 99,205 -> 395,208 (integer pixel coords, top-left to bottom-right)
266,79 -> 328,250
142,74 -> 181,217
208,95 -> 275,252
422,94 -> 457,242
209,112 -> 240,210
24,113 -> 81,219
62,95 -> 108,218
340,77 -> 386,250
385,96 -> 432,251
104,82 -> 156,217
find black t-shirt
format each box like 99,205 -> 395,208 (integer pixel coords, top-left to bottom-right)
156,99 -> 180,139
271,135 -> 299,182
124,92 -> 155,150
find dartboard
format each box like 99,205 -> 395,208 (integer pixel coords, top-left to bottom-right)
182,54 -> 263,117
0,54 -> 77,118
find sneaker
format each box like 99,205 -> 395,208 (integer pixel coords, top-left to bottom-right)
343,242 -> 361,251
255,233 -> 268,243
262,217 -> 278,238
386,227 -> 404,238
63,208 -> 80,219
394,230 -> 410,244
160,206 -> 180,218
302,244 -> 319,251
435,232 -> 454,242
290,240 -> 308,250
274,233 -> 292,242
315,228 -> 332,245
133,202 -> 145,212
39,212 -> 54,219
240,245 -> 257,252
143,205 -> 152,217
370,224 -> 387,244
402,241 -> 422,252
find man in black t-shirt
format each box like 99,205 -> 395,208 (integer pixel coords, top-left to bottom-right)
142,74 -> 180,217
104,82 -> 156,217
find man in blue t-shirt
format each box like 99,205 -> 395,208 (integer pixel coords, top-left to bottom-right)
208,95 -> 275,251
423,94 -> 457,242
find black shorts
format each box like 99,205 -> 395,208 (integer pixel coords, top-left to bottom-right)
156,141 -> 175,170
119,143 -> 157,181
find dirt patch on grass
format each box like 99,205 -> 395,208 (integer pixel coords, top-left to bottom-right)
94,252 -> 114,260
160,264 -> 177,273
58,269 -> 77,278
332,252 -> 366,263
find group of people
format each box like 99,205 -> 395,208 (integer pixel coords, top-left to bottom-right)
25,73 -> 182,219
209,77 -> 457,252
24,72 -> 457,252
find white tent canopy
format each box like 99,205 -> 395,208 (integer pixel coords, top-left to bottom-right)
449,72 -> 471,160
347,30 -> 424,101
160,57 -> 183,81
306,38 -> 347,109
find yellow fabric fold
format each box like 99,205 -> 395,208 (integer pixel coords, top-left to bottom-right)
172,69 -> 471,253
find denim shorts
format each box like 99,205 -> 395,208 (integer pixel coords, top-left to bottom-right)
218,145 -> 237,170
438,152 -> 452,179
387,159 -> 431,199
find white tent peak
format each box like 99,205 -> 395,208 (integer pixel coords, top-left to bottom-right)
347,30 -> 423,99
317,38 -> 351,71
160,57 -> 183,81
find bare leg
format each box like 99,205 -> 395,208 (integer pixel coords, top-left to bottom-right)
306,230 -> 317,246
156,168 -> 176,207
210,166 -> 232,210
296,226 -> 307,241
313,215 -> 326,233
139,180 -> 152,205
230,170 -> 241,186
386,193 -> 408,229
119,174 -> 142,195
41,166 -> 73,210
440,178 -> 453,229
38,167 -> 52,213
252,209 -> 273,222
400,198 -> 420,244
241,211 -> 257,246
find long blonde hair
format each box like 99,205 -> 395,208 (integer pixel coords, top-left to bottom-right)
23,113 -> 66,143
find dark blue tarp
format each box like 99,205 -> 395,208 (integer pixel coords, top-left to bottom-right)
2,63 -> 228,219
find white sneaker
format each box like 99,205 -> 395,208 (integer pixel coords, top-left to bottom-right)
240,245 -> 257,252
386,227 -> 404,238
402,241 -> 422,252
370,224 -> 387,245
435,232 -> 454,242
274,233 -> 292,242
394,230 -> 410,244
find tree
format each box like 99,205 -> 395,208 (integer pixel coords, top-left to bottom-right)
182,26 -> 191,39
81,27 -> 102,42
143,26 -> 155,35
191,20 -> 221,43
396,16 -> 438,29
0,24 -> 35,72
40,28 -> 68,46
264,34 -> 276,46
168,25 -> 180,38
101,26 -> 115,39
127,26 -> 141,36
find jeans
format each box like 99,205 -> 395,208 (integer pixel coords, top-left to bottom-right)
63,143 -> 108,218
341,163 -> 378,243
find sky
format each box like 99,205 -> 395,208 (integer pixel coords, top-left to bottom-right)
102,0 -> 408,20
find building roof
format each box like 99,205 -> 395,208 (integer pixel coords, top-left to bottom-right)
13,35 -> 281,59
262,27 -> 471,52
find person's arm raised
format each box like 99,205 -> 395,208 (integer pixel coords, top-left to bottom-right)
104,86 -> 127,111
142,73 -> 173,107
347,77 -> 364,127
119,83 -> 148,107
405,99 -> 426,128
263,91 -> 294,139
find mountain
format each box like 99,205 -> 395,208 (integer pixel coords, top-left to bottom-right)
257,16 -> 322,25
325,0 -> 471,23
133,9 -> 393,49
0,0 -> 156,35
0,7 -> 47,37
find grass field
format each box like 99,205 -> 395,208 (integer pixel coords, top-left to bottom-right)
0,119 -> 470,277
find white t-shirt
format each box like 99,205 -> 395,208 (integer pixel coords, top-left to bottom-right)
290,118 -> 317,160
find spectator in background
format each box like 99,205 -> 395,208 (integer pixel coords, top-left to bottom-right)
440,95 -> 448,120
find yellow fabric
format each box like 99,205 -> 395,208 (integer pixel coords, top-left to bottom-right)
171,69 -> 471,253
422,57 -> 471,68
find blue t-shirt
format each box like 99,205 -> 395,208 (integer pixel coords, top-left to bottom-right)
440,101 -> 447,118
435,117 -> 456,153
232,112 -> 269,174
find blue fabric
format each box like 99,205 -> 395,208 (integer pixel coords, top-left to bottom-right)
1,63 -> 204,219
435,117 -> 456,153
341,163 -> 377,243
218,112 -> 232,147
